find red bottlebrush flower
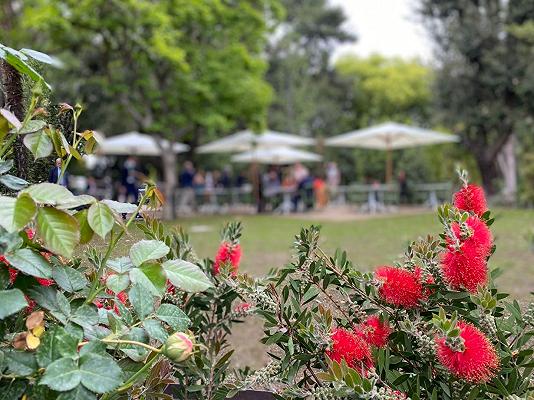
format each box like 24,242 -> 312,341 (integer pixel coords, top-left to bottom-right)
441,250 -> 487,293
94,300 -> 104,309
356,315 -> 391,348
25,228 -> 35,240
0,255 -> 18,284
436,321 -> 499,383
117,291 -> 128,304
442,216 -> 492,293
25,296 -> 36,313
449,216 -> 492,258
454,184 -> 488,217
213,242 -> 242,276
374,266 -> 424,308
36,278 -> 55,286
166,280 -> 176,295
326,328 -> 373,372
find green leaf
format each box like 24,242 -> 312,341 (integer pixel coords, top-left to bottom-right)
0,159 -> 13,174
56,385 -> 96,400
155,303 -> 191,331
143,319 -> 168,343
0,289 -> 28,319
129,283 -> 154,319
52,265 -> 88,292
57,195 -> 97,211
5,248 -> 52,278
22,183 -> 74,205
1,46 -> 50,87
71,305 -> 99,329
87,202 -> 114,239
129,265 -> 165,297
4,193 -> 37,232
107,256 -> 133,273
162,259 -> 213,293
130,240 -> 169,267
106,273 -> 130,294
40,357 -> 81,392
79,341 -> 106,357
0,174 -> 29,190
73,210 -> 94,244
101,199 -> 137,214
23,131 -> 53,159
20,48 -> 61,66
17,119 -> 47,134
5,349 -> 38,376
0,108 -> 21,130
54,327 -> 80,359
36,327 -> 66,368
37,207 -> 80,257
79,353 -> 123,393
0,379 -> 27,400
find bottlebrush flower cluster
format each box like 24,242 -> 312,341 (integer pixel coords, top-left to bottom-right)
436,321 -> 499,383
213,241 -> 242,276
441,184 -> 492,292
374,266 -> 430,308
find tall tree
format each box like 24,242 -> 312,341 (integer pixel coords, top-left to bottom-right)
3,0 -> 281,217
266,0 -> 354,137
418,0 -> 534,197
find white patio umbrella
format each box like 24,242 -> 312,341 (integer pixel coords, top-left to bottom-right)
231,146 -> 322,165
196,129 -> 315,153
98,131 -> 189,156
326,122 -> 459,182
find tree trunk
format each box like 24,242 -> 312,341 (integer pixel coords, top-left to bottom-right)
161,149 -> 177,221
0,60 -> 30,179
477,156 -> 500,197
496,133 -> 517,205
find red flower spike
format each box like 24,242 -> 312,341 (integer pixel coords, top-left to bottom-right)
454,184 -> 488,217
234,302 -> 251,313
356,315 -> 391,348
436,321 -> 499,383
374,266 -> 424,308
449,216 -> 492,258
25,229 -> 35,240
213,242 -> 242,276
326,328 -> 373,372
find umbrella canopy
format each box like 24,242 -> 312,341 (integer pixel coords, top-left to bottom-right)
231,146 -> 322,165
98,131 -> 189,156
197,129 -> 315,154
325,122 -> 459,150
326,122 -> 459,182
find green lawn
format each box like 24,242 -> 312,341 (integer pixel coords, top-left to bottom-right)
175,209 -> 534,299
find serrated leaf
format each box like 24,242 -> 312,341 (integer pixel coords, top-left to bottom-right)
5,248 -> 52,278
17,119 -> 47,134
0,194 -> 36,232
143,319 -> 169,343
56,385 -> 96,400
24,130 -> 53,159
22,183 -> 74,205
0,289 -> 28,319
101,199 -> 138,214
155,304 -> 191,331
37,207 -> 80,257
52,265 -> 88,292
71,305 -> 99,329
129,283 -> 154,319
36,327 -> 65,368
130,240 -> 169,267
87,202 -> 114,239
0,174 -> 28,190
57,195 -> 96,211
79,353 -> 123,393
40,357 -> 81,392
73,209 -> 94,244
107,256 -> 133,273
5,349 -> 37,375
162,259 -> 213,293
106,273 -> 130,293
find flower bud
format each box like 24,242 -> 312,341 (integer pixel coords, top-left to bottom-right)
164,332 -> 195,363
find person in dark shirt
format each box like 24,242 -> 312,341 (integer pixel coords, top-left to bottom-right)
179,161 -> 196,212
48,158 -> 68,186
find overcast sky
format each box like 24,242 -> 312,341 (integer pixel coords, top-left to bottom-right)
329,0 -> 433,62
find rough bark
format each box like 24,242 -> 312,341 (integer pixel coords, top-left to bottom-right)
0,60 -> 30,179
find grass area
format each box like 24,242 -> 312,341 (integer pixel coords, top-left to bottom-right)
175,209 -> 534,299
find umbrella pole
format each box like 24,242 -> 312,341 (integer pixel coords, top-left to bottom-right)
250,161 -> 261,213
385,147 -> 393,183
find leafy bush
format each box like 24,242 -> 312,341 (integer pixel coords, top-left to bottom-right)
232,178 -> 534,399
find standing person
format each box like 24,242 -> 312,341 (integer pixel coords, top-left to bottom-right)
178,161 -> 196,213
121,156 -> 140,203
48,158 -> 68,186
326,162 -> 341,203
398,170 -> 410,204
291,162 -> 309,211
